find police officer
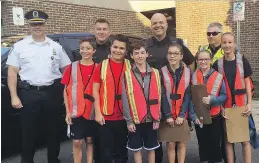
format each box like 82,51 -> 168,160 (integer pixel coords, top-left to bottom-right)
198,22 -> 224,64
7,10 -> 71,163
91,18 -> 112,163
145,13 -> 195,163
146,13 -> 195,72
93,18 -> 111,63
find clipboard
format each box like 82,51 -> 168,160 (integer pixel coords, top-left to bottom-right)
158,119 -> 191,142
191,85 -> 212,124
225,106 -> 250,143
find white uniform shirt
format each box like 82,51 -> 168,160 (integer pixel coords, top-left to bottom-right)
6,36 -> 71,86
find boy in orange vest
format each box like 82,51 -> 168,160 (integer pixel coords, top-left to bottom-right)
122,41 -> 162,163
61,38 -> 97,163
92,34 -> 131,163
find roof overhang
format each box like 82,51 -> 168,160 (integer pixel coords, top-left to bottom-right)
128,0 -> 175,12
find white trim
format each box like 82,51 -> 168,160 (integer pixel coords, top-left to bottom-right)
126,146 -> 142,151
143,143 -> 160,151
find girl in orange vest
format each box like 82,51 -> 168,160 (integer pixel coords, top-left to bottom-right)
192,50 -> 227,163
122,41 -> 161,163
160,43 -> 200,163
212,32 -> 253,163
92,34 -> 131,163
61,38 -> 96,163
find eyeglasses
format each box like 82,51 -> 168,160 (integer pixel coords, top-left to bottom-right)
168,52 -> 181,56
198,58 -> 211,62
207,32 -> 221,36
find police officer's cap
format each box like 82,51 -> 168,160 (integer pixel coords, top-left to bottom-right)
25,10 -> 48,24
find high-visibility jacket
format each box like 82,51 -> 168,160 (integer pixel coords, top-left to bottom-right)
218,52 -> 248,108
66,61 -> 95,119
124,68 -> 161,124
198,45 -> 223,64
161,66 -> 191,119
100,59 -> 131,115
192,69 -> 223,116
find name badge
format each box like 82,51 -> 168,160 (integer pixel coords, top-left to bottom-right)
51,48 -> 60,73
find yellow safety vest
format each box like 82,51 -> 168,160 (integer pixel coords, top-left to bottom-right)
198,45 -> 223,64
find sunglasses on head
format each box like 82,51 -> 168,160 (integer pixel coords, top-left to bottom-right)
207,32 -> 221,36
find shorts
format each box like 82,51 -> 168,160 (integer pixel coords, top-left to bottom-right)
67,116 -> 97,140
127,122 -> 160,151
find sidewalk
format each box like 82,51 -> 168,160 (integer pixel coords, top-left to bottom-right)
252,100 -> 259,132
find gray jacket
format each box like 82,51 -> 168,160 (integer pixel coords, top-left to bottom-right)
122,63 -> 161,125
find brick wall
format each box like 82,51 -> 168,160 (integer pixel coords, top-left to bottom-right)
2,0 -> 259,80
176,0 -> 259,80
1,0 -> 152,38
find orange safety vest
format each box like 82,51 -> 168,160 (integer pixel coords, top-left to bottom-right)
218,52 -> 248,108
100,59 -> 131,115
66,61 -> 95,119
161,66 -> 191,119
124,68 -> 161,124
192,69 -> 223,116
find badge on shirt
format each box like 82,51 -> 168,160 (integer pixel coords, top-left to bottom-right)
51,48 -> 60,73
52,48 -> 56,55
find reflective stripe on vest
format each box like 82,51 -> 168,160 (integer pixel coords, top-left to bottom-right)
161,66 -> 190,119
101,59 -> 109,115
199,45 -> 223,64
124,68 -> 161,124
192,69 -> 223,116
100,59 -> 131,115
67,61 -> 95,119
218,52 -> 247,107
71,61 -> 79,117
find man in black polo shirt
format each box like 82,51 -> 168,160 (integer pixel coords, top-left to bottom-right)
146,13 -> 195,72
93,18 -> 111,63
92,18 -> 111,163
146,13 -> 195,163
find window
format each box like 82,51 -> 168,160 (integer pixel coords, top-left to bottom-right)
64,38 -> 82,61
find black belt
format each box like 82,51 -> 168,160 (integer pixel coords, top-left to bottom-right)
29,85 -> 52,91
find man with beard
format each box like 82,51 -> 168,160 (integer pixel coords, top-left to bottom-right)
146,13 -> 195,163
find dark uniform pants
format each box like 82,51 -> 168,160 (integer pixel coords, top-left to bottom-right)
99,120 -> 128,163
19,87 -> 61,163
93,124 -> 101,163
195,115 -> 222,162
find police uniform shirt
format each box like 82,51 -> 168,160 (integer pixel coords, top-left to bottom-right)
93,39 -> 111,63
6,36 -> 71,86
146,35 -> 195,69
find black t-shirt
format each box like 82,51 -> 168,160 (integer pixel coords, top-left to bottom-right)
146,35 -> 195,69
212,56 -> 252,100
93,40 -> 111,63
